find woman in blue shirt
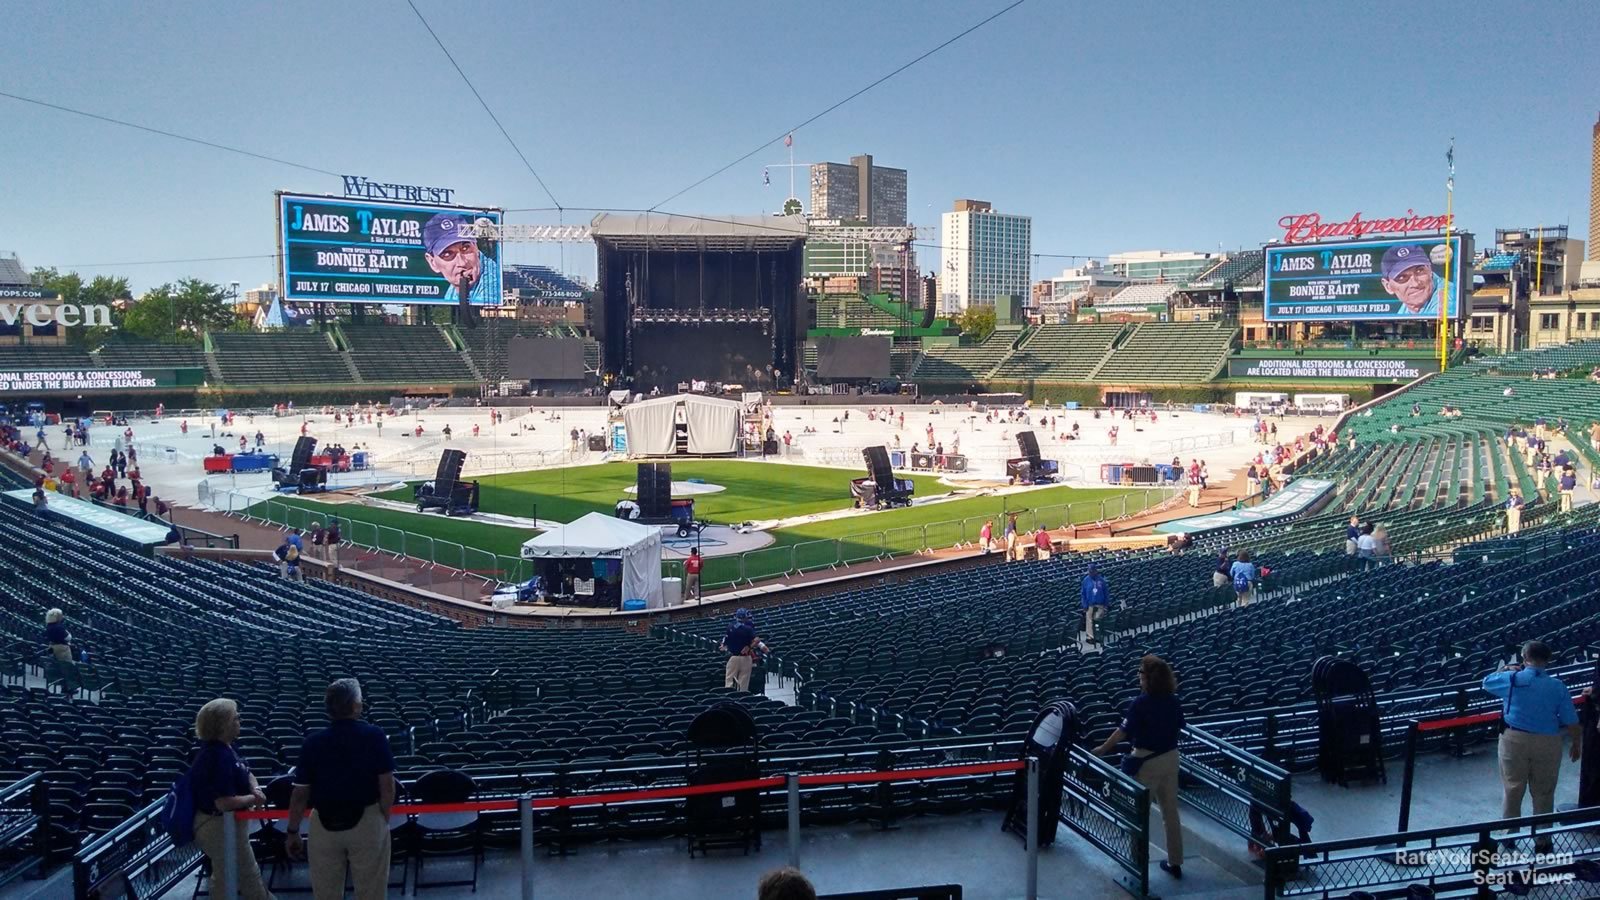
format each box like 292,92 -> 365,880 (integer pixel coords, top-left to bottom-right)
1094,655 -> 1186,878
190,698 -> 275,900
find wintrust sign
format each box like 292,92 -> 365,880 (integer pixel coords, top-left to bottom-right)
0,302 -> 113,328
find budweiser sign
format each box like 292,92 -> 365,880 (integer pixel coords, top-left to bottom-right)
1277,210 -> 1451,244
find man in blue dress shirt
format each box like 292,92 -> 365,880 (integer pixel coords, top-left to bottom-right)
1482,641 -> 1581,828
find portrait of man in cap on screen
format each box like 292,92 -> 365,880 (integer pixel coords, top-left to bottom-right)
422,213 -> 500,304
1378,243 -> 1449,317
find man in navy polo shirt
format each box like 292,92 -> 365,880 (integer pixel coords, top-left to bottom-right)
286,679 -> 395,900
1482,641 -> 1580,838
1560,468 -> 1578,513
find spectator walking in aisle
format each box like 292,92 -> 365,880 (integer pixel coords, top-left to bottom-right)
1081,563 -> 1109,644
1004,514 -> 1020,560
1344,516 -> 1362,556
1212,550 -> 1232,589
189,699 -> 275,900
1560,468 -> 1577,513
1094,654 -> 1186,878
1481,641 -> 1581,843
719,608 -> 767,692
1356,524 -> 1378,566
758,867 -> 817,900
44,608 -> 72,665
1230,550 -> 1257,607
684,547 -> 703,601
286,679 -> 395,900
979,519 -> 994,553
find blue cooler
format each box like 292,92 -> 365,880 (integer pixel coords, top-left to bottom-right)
621,598 -> 647,612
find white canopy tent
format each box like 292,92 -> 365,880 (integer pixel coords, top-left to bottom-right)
519,512 -> 663,606
621,393 -> 742,456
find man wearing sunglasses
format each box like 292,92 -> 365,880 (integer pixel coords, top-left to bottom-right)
1379,243 -> 1449,317
422,213 -> 500,304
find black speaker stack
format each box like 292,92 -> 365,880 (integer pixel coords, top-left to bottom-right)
1016,430 -> 1042,464
637,462 -> 674,519
851,446 -> 913,508
414,448 -> 479,516
1006,430 -> 1059,485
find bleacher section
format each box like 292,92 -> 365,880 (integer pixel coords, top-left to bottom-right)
813,294 -> 920,330
502,264 -> 586,298
1096,282 -> 1177,311
92,337 -> 206,371
990,323 -> 1124,382
208,331 -> 355,385
1470,338 -> 1600,374
0,345 -> 94,370
889,346 -> 921,378
907,327 -> 1022,382
1091,322 -> 1236,383
1188,250 -> 1264,288
342,324 -> 476,383
1477,251 -> 1521,272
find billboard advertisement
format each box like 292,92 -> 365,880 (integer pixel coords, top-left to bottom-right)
0,368 -> 205,394
1263,235 -> 1466,322
277,192 -> 503,305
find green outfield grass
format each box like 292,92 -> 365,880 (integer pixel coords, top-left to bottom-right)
247,460 -> 1157,588
375,459 -> 951,524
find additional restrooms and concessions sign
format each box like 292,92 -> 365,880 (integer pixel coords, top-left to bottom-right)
1263,236 -> 1465,322
277,192 -> 503,305
0,368 -> 202,393
1228,357 -> 1441,380
1277,210 -> 1450,244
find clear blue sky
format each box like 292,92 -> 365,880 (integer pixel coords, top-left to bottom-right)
3,0 -> 1596,293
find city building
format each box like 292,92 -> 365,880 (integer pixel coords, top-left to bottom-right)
1038,261 -> 1129,322
1591,110 -> 1599,262
938,199 -> 1032,313
1107,249 -> 1215,283
809,155 -> 907,227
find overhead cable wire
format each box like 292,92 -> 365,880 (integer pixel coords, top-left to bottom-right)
647,0 -> 1027,211
0,89 -> 341,177
405,0 -> 562,210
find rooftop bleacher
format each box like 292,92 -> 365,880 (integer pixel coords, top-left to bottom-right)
813,294 -> 920,330
1477,251 -> 1521,272
1469,339 -> 1600,374
1188,250 -> 1263,288
342,324 -> 476,383
1096,282 -> 1177,310
1091,322 -> 1236,383
989,323 -> 1124,382
208,331 -> 354,385
503,263 -> 587,298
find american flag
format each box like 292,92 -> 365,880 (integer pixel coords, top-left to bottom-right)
784,133 -> 793,148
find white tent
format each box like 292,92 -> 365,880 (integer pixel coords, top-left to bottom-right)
621,394 -> 742,457
520,512 -> 664,606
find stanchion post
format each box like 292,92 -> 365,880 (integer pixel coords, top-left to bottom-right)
1396,720 -> 1422,837
1025,756 -> 1039,900
221,810 -> 239,900
787,774 -> 801,870
520,794 -> 534,900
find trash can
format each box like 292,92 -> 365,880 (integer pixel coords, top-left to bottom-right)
660,577 -> 683,608
164,447 -> 177,463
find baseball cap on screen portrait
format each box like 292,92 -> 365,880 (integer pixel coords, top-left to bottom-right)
1380,244 -> 1431,281
423,214 -> 474,256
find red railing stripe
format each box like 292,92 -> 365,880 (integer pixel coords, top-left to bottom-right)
232,760 -> 1025,821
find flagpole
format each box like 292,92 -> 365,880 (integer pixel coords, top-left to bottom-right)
1439,139 -> 1454,372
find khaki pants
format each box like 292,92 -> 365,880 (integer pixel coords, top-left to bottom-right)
686,572 -> 700,601
1187,485 -> 1201,507
1082,606 -> 1105,641
725,654 -> 753,692
1499,730 -> 1563,820
1560,490 -> 1573,512
1507,507 -> 1522,534
50,643 -> 72,663
1236,588 -> 1253,607
193,813 -> 275,900
1212,571 -> 1227,589
309,803 -> 390,900
1135,750 -> 1183,868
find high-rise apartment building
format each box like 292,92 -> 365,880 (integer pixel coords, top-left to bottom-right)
809,154 -> 907,226
1590,111 -> 1599,262
938,199 -> 1032,313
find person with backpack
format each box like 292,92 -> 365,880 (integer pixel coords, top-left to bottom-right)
1230,550 -> 1258,607
186,698 -> 275,899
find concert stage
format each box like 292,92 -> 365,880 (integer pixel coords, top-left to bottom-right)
591,213 -> 806,393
